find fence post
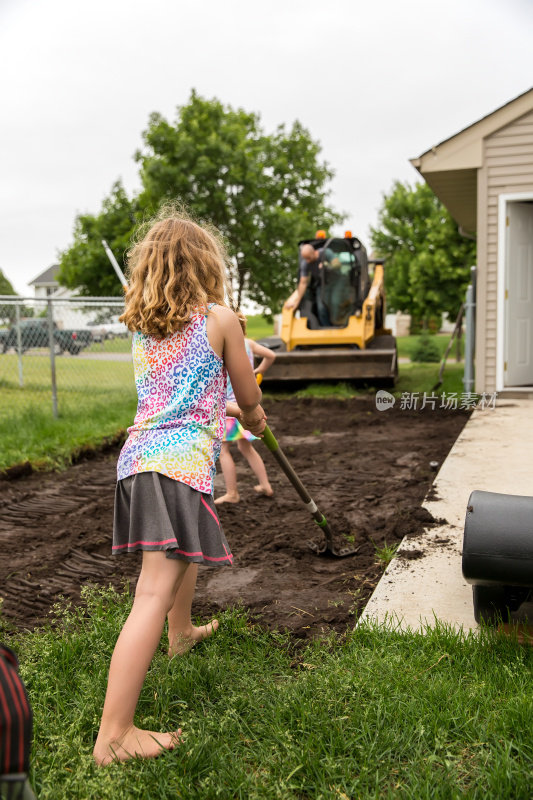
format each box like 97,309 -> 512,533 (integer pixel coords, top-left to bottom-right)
15,300 -> 23,387
463,266 -> 476,394
47,298 -> 58,418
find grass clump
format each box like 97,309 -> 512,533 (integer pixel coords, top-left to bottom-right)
373,540 -> 399,567
295,381 -> 365,399
6,586 -> 533,799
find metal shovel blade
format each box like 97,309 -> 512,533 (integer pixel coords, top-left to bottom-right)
308,518 -> 359,558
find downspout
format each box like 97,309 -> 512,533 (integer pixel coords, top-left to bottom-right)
458,226 -> 476,242
463,266 -> 477,394
458,228 -> 477,393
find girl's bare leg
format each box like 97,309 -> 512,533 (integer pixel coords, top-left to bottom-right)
237,439 -> 273,496
167,563 -> 219,656
93,552 -> 190,766
214,442 -> 240,504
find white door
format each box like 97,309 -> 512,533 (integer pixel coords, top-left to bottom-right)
505,202 -> 533,387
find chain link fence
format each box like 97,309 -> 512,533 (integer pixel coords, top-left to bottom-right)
0,296 -> 135,420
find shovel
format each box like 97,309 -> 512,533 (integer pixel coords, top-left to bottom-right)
260,423 -> 358,558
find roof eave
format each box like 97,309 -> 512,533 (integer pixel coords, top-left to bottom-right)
412,87 -> 533,174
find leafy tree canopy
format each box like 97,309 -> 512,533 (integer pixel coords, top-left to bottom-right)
370,181 -> 476,323
0,269 -> 16,295
58,92 -> 342,312
0,269 -> 17,325
57,181 -> 137,297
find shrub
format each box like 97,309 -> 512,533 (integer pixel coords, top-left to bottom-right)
411,330 -> 441,363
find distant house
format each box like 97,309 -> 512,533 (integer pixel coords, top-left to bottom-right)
411,87 -> 533,397
28,265 -> 86,327
27,265 -> 126,333
29,265 -> 80,301
29,265 -> 63,298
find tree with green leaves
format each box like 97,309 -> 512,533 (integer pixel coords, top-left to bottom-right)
0,269 -> 16,295
0,269 -> 17,326
57,181 -> 138,297
370,181 -> 476,325
58,92 -> 341,312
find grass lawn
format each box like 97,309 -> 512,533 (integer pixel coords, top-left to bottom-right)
0,312 -> 270,467
245,314 -> 275,340
5,588 -> 533,799
397,333 -> 464,362
396,361 -> 465,398
0,353 -> 134,394
86,336 -> 132,354
0,394 -> 137,472
0,354 -> 136,471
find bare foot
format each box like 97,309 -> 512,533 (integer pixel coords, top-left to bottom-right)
168,619 -> 219,657
93,724 -> 181,766
253,484 -> 274,497
214,492 -> 240,505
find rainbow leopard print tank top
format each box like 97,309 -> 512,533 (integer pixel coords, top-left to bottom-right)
117,305 -> 227,494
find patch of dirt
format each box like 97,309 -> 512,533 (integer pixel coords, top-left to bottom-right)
397,548 -> 425,561
0,397 -> 469,640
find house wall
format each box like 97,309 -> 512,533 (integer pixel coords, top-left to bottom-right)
476,109 -> 533,392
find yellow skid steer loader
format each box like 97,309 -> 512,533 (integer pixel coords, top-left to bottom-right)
257,232 -> 397,383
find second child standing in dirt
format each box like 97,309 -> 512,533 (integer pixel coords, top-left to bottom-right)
215,335 -> 276,505
93,207 -> 267,766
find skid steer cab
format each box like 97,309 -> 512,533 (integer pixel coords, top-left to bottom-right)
257,232 -> 397,383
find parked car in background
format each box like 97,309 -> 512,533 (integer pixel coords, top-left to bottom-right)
98,321 -> 128,339
84,321 -> 129,342
1,319 -> 92,355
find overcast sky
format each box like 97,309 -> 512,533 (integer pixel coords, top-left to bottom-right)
1,0 -> 531,296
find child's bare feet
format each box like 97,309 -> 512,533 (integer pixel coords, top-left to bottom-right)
93,724 -> 181,766
168,619 -> 219,657
214,492 -> 240,505
253,484 -> 273,497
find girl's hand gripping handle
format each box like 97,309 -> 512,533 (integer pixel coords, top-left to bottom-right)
240,405 -> 267,437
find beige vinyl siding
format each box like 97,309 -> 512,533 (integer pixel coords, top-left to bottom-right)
478,109 -> 533,391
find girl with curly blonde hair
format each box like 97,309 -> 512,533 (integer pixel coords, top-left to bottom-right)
93,206 -> 267,766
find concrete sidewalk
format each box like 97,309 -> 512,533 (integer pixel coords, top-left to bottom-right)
360,398 -> 533,632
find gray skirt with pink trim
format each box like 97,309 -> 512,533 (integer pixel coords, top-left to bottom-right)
113,471 -> 233,566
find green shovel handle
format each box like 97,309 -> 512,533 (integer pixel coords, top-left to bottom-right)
260,424 -> 331,537
262,424 -> 279,453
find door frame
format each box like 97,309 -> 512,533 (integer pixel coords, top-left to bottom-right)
496,191 -> 533,391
